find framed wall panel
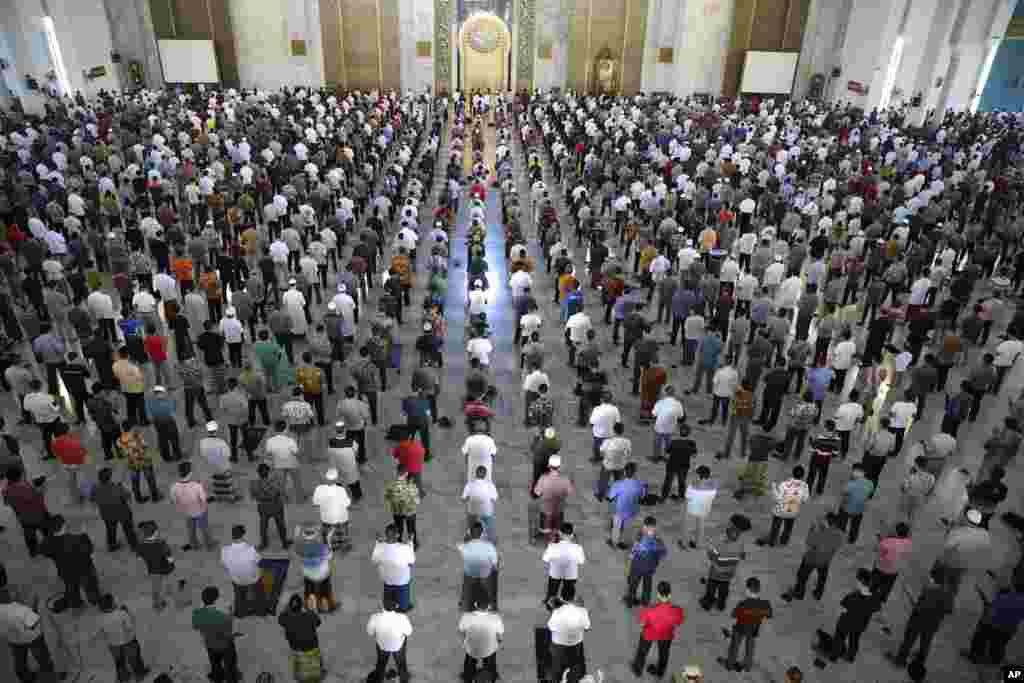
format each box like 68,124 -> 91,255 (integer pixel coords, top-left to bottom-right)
320,0 -> 346,87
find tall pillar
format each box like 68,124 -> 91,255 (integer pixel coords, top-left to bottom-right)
434,0 -> 454,94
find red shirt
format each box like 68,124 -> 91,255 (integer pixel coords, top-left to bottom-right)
53,434 -> 87,466
638,602 -> 684,641
392,439 -> 425,474
2,480 -> 48,520
144,335 -> 168,363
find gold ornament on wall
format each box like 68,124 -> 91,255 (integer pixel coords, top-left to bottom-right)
290,40 -> 307,57
538,42 -> 553,60
416,41 -> 432,58
657,47 -> 674,64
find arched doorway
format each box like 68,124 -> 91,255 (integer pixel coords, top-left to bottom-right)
459,12 -> 511,93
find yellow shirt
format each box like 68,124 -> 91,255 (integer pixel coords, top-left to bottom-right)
639,246 -> 658,272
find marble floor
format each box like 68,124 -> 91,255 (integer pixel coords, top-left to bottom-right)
0,121 -> 1021,683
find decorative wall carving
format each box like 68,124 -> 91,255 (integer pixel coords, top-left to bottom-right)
517,0 -> 536,87
435,0 -> 453,91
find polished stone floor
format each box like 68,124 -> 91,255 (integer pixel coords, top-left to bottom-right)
0,122 -> 1021,683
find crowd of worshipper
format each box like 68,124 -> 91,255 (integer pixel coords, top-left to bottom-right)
0,80 -> 1019,683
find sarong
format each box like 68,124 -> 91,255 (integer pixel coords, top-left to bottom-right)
291,648 -> 324,683
212,470 -> 239,501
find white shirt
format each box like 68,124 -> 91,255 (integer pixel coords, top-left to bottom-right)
220,317 -> 244,343
523,370 -> 550,394
510,271 -> 532,298
312,483 -> 351,524
371,541 -> 416,586
909,277 -> 931,306
651,397 -> 684,434
462,478 -> 499,516
467,290 -> 489,315
712,366 -> 739,397
542,540 -> 586,580
463,434 -> 498,480
366,610 -> 413,652
834,402 -> 864,432
266,433 -> 300,469
459,611 -> 504,659
590,403 -> 621,438
548,604 -> 590,646
565,312 -> 592,344
86,291 -> 116,319
154,272 -> 179,301
467,338 -> 494,366
132,291 -> 157,314
831,340 -> 857,370
220,542 -> 261,585
889,401 -> 918,429
994,339 -> 1024,367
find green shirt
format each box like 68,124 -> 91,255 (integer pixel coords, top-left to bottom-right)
192,606 -> 234,651
253,341 -> 283,370
384,478 -> 420,516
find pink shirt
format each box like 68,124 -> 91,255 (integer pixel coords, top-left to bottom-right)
170,480 -> 208,518
877,536 -> 913,575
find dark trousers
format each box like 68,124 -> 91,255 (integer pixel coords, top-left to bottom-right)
315,362 -> 335,394
806,459 -> 830,495
835,509 -> 863,543
393,515 -> 417,544
124,392 -> 149,426
830,625 -> 864,661
895,614 -> 939,665
20,520 -> 52,556
758,400 -> 783,431
767,516 -> 796,546
305,392 -> 326,426
792,560 -> 829,598
61,566 -> 102,607
350,428 -> 367,463
109,638 -> 147,683
232,581 -> 264,618
259,509 -> 288,548
968,620 -> 1015,663
184,387 -> 213,426
870,569 -> 898,604
967,388 -> 986,421
248,398 -> 271,426
633,638 -> 671,677
9,635 -> 55,683
130,465 -> 161,502
546,577 -> 577,602
154,418 -> 183,461
206,643 -> 241,683
227,343 -> 243,368
103,516 -> 138,550
462,653 -> 497,683
661,465 -> 688,500
700,577 -> 730,610
550,643 -> 584,683
363,391 -> 380,425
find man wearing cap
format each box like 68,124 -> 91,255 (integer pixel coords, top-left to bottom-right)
533,457 -> 576,540
219,307 -> 245,369
934,508 -> 992,598
200,422 -> 240,502
327,422 -> 361,502
313,468 -> 352,553
282,279 -> 308,339
332,284 -> 358,340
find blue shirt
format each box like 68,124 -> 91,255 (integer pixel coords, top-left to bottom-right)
698,334 -> 723,368
608,478 -> 646,520
401,396 -> 432,421
842,478 -> 875,515
146,396 -> 177,420
672,289 -> 700,318
461,539 -> 498,578
805,367 -> 834,401
990,591 -> 1024,628
630,535 -> 667,576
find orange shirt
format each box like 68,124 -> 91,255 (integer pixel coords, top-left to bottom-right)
172,257 -> 194,282
199,272 -> 222,301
